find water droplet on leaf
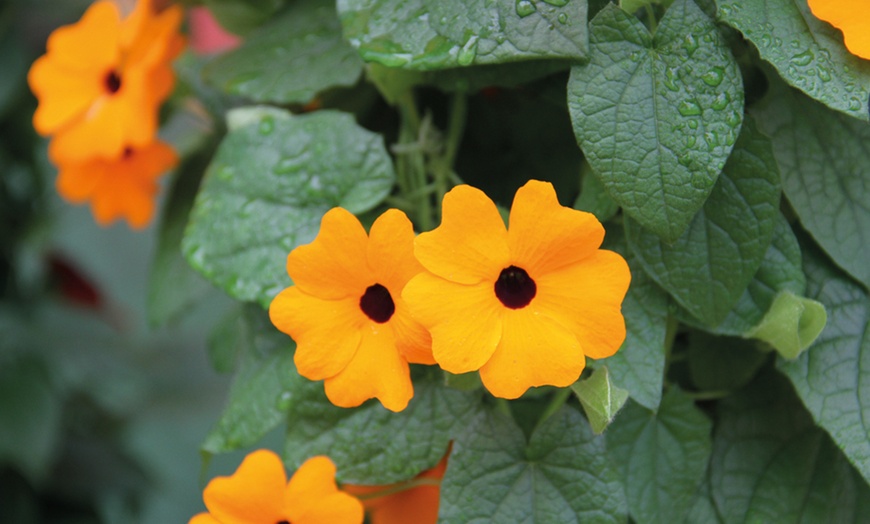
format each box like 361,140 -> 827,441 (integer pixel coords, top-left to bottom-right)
701,67 -> 725,87
259,116 -> 274,135
515,0 -> 536,17
678,99 -> 702,116
791,50 -> 814,66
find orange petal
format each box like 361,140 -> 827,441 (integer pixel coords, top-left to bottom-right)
28,57 -> 104,136
203,449 -> 286,524
286,207 -> 373,300
55,160 -> 107,203
188,513 -> 221,524
323,326 -> 413,412
402,273 -> 502,373
532,250 -> 630,360
414,185 -> 509,285
391,305 -> 435,365
284,456 -> 364,524
44,1 -> 121,71
269,287 -> 364,381
508,180 -> 605,276
808,0 -> 870,59
479,309 -> 585,399
367,209 -> 424,292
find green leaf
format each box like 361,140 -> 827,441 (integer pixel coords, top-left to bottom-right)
571,366 -> 629,434
753,76 -> 870,291
687,331 -> 768,392
599,226 -> 668,410
337,0 -> 587,71
777,242 -> 870,484
716,0 -> 870,121
568,0 -> 744,241
202,306 -> 300,453
440,406 -> 627,523
202,0 -> 286,35
626,117 -> 781,326
574,163 -> 619,223
207,308 -> 244,374
0,358 -> 61,483
709,368 -> 870,522
683,478 -> 722,524
678,213 -> 807,336
606,388 -> 712,524
147,144 -> 215,327
182,109 -> 395,307
746,290 -> 826,359
284,379 -> 479,484
204,0 -> 364,105
0,30 -> 27,120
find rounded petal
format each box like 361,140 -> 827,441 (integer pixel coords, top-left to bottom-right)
414,185 -> 509,285
55,160 -> 106,203
29,57 -> 104,136
286,207 -> 373,300
391,305 -> 434,365
808,0 -> 870,58
270,287 -> 364,380
44,1 -> 121,71
367,209 -> 424,291
203,449 -> 286,524
284,456 -> 364,524
188,513 -> 221,524
508,180 -> 605,276
403,273 -> 502,373
479,309 -> 585,399
324,326 -> 413,412
533,250 -> 630,360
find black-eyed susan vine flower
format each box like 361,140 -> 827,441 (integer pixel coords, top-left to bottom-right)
189,450 -> 364,524
269,208 -> 434,412
403,180 -> 631,399
808,0 -> 870,60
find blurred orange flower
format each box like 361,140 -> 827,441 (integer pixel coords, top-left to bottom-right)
808,0 -> 870,59
403,180 -> 631,399
55,140 -> 177,229
269,208 -> 434,412
28,0 -> 184,163
344,451 -> 448,524
190,450 -> 363,524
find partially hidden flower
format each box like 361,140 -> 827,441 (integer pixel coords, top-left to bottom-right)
28,0 -> 185,164
808,0 -> 870,60
269,208 -> 434,412
403,180 -> 631,399
54,140 -> 177,229
189,450 -> 363,524
344,450 -> 448,524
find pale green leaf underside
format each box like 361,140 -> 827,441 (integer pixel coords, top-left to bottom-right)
627,118 -> 781,327
337,0 -> 587,71
717,0 -> 870,122
606,388 -> 712,524
571,366 -> 629,434
777,246 -> 870,485
204,0 -> 364,105
753,76 -> 870,291
182,109 -> 395,307
568,0 -> 744,242
440,407 -> 627,523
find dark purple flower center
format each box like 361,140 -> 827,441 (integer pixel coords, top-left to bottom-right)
104,70 -> 122,94
360,283 -> 395,323
495,265 -> 536,309
276,521 -> 291,524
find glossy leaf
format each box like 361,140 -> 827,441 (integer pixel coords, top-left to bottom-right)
337,0 -> 587,71
717,0 -> 870,121
687,331 -> 768,393
182,109 -> 395,307
204,0 -> 364,105
753,76 -> 870,291
710,369 -> 870,522
627,118 -> 780,326
201,306 -> 299,453
606,388 -> 712,524
568,0 -> 744,241
777,242 -> 870,484
440,406 -> 627,523
284,379 -> 479,485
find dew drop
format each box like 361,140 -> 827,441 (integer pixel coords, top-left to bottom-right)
678,153 -> 692,167
664,67 -> 680,91
726,110 -> 741,128
818,67 -> 832,82
849,97 -> 861,111
683,33 -> 699,56
691,171 -> 707,188
701,67 -> 725,87
541,0 -> 568,6
791,50 -> 814,66
515,0 -> 536,17
761,34 -> 772,47
277,391 -> 293,411
258,116 -> 275,135
678,99 -> 702,116
686,135 -> 696,148
688,119 -> 698,130
558,12 -> 568,24
711,91 -> 730,111
458,36 -> 479,66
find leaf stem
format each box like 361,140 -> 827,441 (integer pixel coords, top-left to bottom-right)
535,387 -> 573,430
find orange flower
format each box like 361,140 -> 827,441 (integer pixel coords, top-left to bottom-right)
403,180 -> 631,399
344,451 -> 448,524
269,208 -> 434,412
190,450 -> 364,524
55,140 -> 177,229
808,0 -> 870,59
28,0 -> 184,163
